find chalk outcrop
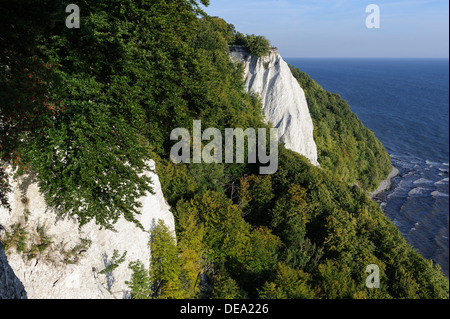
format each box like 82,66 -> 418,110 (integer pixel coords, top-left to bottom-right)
0,160 -> 174,299
230,46 -> 319,166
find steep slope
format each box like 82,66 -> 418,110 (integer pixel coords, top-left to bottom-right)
230,46 -> 319,166
0,160 -> 174,299
289,65 -> 392,191
1,4 -> 447,300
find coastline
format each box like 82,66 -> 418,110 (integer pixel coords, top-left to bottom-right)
370,166 -> 400,198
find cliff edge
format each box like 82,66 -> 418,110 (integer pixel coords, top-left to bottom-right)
0,160 -> 175,299
230,46 -> 319,166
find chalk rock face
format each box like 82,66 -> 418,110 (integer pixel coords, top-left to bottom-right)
230,46 -> 319,166
0,160 -> 174,299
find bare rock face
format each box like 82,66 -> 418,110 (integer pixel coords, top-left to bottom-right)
230,47 -> 319,166
0,243 -> 27,299
0,160 -> 174,299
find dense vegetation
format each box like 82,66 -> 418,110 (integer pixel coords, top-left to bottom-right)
233,32 -> 271,57
289,65 -> 392,191
1,0 -> 448,299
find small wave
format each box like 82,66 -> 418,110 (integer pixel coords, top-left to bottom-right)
435,178 -> 449,186
387,183 -> 409,200
410,221 -> 420,232
413,178 -> 434,185
380,154 -> 449,276
431,191 -> 449,198
426,159 -> 441,167
408,187 -> 428,197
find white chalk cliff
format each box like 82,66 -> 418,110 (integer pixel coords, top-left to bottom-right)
0,160 -> 175,299
230,46 -> 319,166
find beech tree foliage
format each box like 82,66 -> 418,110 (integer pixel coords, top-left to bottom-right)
1,0 -> 210,228
1,1 -> 447,299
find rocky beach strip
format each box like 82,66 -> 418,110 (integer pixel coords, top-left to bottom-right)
370,166 -> 401,198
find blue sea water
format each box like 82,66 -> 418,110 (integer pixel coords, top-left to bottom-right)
286,58 -> 449,277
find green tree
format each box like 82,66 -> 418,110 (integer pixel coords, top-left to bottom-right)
316,260 -> 356,299
127,260 -> 152,299
149,219 -> 184,299
213,268 -> 246,299
0,0 -> 61,208
189,191 -> 251,265
238,174 -> 274,225
176,200 -> 206,298
244,34 -> 271,57
230,33 -> 271,57
258,262 -> 315,299
241,227 -> 282,295
1,0 -> 215,229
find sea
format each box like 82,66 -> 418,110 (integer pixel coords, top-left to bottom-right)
286,58 -> 449,277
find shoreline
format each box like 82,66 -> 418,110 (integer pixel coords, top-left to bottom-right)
370,166 -> 400,198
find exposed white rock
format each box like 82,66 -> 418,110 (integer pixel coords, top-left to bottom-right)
0,160 -> 175,299
230,46 -> 319,166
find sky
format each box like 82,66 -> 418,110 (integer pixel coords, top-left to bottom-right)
201,0 -> 450,58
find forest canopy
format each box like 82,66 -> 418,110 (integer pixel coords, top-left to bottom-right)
0,0 -> 448,299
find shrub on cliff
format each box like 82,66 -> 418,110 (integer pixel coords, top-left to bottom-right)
244,34 -> 271,57
232,31 -> 271,57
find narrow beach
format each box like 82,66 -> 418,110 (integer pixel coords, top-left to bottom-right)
370,166 -> 400,198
